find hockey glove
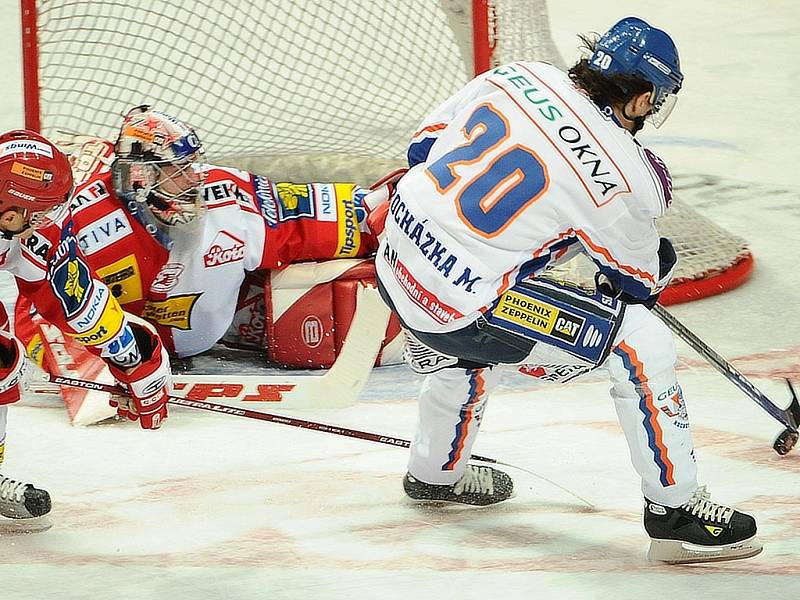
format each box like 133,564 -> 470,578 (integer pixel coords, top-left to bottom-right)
107,320 -> 171,429
596,237 -> 677,310
0,330 -> 26,406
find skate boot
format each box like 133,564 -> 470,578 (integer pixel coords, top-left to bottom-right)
0,474 -> 52,519
403,464 -> 513,506
644,486 -> 762,564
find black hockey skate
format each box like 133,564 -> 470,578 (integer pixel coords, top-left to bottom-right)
644,486 -> 762,564
403,464 -> 513,506
0,474 -> 52,519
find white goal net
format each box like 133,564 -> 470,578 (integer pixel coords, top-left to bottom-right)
21,0 -> 752,303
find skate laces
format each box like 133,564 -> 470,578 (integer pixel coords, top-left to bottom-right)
453,466 -> 494,496
682,486 -> 734,524
0,476 -> 29,503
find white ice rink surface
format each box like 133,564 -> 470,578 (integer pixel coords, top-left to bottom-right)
1,2 -> 799,599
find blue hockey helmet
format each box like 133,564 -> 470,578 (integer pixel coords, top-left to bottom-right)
588,17 -> 683,126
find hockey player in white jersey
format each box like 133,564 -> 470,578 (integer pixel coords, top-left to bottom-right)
374,17 -> 761,564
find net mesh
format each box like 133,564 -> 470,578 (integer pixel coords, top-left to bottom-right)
29,0 -> 750,299
36,1 -> 553,180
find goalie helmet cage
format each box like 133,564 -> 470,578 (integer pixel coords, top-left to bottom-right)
20,0 -> 752,305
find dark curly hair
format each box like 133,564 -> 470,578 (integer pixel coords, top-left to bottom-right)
568,34 -> 652,109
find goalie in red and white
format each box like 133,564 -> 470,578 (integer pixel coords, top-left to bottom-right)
15,106 -> 401,402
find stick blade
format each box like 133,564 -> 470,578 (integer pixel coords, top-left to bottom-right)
774,429 -> 798,455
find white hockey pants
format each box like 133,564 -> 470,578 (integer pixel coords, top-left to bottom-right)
407,304 -> 699,507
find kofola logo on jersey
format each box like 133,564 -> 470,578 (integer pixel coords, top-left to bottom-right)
204,231 -> 245,267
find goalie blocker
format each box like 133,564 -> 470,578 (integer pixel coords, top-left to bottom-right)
223,258 -> 404,368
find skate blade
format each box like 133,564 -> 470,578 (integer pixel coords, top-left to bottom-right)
647,535 -> 763,564
0,515 -> 53,535
404,491 -> 516,509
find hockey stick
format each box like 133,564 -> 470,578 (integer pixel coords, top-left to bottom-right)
36,283 -> 391,412
51,372 -> 595,508
654,304 -> 800,455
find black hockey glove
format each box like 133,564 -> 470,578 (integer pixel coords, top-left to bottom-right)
596,237 -> 677,310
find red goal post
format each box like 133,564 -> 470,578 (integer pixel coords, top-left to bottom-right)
19,0 -> 752,304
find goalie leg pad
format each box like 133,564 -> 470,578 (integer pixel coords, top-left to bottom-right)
267,259 -> 403,368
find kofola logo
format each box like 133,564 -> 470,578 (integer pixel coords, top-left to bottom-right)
204,231 -> 245,267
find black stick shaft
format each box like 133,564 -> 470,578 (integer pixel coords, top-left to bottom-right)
49,375 -> 501,464
654,305 -> 798,432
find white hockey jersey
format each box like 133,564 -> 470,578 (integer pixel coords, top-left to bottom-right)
375,61 -> 674,333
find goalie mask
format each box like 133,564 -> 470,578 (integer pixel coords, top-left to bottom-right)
113,106 -> 206,234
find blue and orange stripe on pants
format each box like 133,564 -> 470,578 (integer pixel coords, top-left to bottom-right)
613,342 -> 676,487
442,369 -> 486,471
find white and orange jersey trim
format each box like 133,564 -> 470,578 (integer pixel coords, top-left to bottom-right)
377,61 -> 672,334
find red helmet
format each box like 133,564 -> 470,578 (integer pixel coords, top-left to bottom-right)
0,130 -> 73,214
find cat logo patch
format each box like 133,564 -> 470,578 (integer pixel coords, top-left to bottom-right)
551,312 -> 584,345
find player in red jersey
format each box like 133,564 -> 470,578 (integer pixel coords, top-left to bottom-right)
0,130 -> 172,522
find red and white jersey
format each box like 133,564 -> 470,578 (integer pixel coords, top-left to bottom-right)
4,210 -> 130,362
375,61 -> 674,333
64,139 -> 377,357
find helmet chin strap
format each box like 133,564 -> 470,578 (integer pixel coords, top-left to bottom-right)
621,103 -> 646,135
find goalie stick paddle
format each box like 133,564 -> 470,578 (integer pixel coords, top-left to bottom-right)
654,305 -> 800,455
44,283 -> 391,411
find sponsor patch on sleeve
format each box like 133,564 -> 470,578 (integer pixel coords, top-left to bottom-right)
313,184 -> 337,222
96,254 -> 143,304
252,175 -> 279,228
51,254 -> 94,319
275,182 -> 315,221
334,183 -> 361,257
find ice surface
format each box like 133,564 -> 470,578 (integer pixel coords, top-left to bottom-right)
0,2 -> 798,599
